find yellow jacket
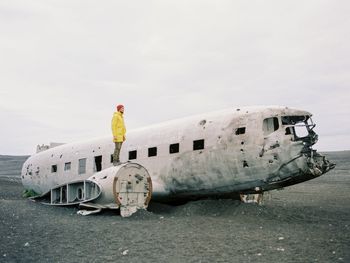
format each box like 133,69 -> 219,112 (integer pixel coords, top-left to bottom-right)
111,111 -> 126,142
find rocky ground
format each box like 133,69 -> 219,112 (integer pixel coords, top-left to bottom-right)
0,152 -> 349,263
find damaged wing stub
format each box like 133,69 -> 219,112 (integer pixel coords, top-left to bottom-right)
32,163 -> 152,217
79,163 -> 152,217
31,180 -> 101,206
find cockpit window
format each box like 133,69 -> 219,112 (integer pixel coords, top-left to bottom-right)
281,116 -> 308,125
263,117 -> 279,135
282,115 -> 318,146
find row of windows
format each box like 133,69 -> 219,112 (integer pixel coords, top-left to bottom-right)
49,119 -> 297,174
50,141 -> 201,173
50,139 -> 206,174
51,162 -> 74,173
51,156 -> 101,175
128,128 -> 247,161
50,128 -> 249,174
128,139 -> 205,160
53,118 -> 299,172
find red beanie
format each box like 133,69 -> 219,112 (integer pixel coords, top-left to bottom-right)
116,104 -> 124,111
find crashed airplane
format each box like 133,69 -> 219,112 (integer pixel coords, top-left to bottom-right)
21,106 -> 335,217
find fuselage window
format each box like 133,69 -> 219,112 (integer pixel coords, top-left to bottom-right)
51,165 -> 57,173
78,158 -> 87,174
193,139 -> 205,150
94,155 -> 102,172
169,143 -> 180,154
263,117 -> 279,135
148,147 -> 157,157
235,127 -> 246,135
64,162 -> 71,171
129,150 -> 137,160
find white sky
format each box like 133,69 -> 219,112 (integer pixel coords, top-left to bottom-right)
0,0 -> 349,155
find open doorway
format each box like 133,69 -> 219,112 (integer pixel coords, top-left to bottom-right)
94,155 -> 102,172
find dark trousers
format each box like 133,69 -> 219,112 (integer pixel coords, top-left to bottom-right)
113,142 -> 123,163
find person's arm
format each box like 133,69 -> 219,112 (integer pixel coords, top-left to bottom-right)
111,115 -> 118,141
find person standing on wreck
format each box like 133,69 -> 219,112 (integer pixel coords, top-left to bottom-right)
111,104 -> 126,166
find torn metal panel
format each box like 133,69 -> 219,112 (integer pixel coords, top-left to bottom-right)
31,180 -> 101,206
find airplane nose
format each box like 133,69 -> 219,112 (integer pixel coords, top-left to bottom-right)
307,152 -> 335,176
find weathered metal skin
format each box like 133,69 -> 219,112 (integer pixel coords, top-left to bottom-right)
21,106 -> 335,207
151,107 -> 334,201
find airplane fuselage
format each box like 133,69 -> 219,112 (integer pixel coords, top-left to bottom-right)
21,106 -> 334,203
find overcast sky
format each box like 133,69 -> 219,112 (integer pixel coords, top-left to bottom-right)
0,0 -> 349,155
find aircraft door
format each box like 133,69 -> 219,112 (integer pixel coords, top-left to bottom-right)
260,117 -> 281,157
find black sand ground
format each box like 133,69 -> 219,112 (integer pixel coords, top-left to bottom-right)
0,152 -> 349,263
